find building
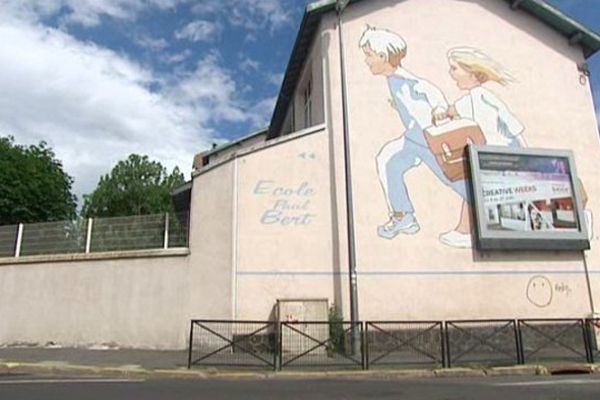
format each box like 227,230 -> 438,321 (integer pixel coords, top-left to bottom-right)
1,0 -> 599,350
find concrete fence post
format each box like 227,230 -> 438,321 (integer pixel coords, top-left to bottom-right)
163,213 -> 169,249
14,223 -> 24,257
85,218 -> 93,254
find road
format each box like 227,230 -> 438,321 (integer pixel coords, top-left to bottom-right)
1,372 -> 600,399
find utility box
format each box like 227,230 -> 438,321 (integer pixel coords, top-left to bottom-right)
277,299 -> 329,356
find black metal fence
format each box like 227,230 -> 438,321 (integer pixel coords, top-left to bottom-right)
446,320 -> 519,367
188,320 -> 277,369
519,319 -> 590,364
587,319 -> 600,363
188,318 -> 598,370
365,321 -> 443,369
280,321 -> 363,369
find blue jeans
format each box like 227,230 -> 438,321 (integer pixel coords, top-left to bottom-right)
376,135 -> 469,214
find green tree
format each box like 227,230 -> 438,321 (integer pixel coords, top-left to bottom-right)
82,154 -> 184,218
0,136 -> 77,225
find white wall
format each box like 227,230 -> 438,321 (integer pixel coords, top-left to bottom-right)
0,253 -> 189,349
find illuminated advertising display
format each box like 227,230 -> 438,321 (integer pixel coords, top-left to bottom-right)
469,146 -> 590,251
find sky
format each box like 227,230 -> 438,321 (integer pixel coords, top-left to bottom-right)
0,0 -> 599,203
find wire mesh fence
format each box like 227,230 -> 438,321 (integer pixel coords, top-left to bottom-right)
168,212 -> 189,248
188,320 -> 278,369
519,319 -> 590,364
365,322 -> 444,369
587,319 -> 600,363
188,319 -> 600,371
20,219 -> 88,257
0,224 -> 18,257
280,321 -> 363,369
446,320 -> 519,367
0,212 -> 189,257
90,214 -> 165,252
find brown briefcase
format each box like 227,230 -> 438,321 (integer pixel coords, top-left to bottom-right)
424,118 -> 486,182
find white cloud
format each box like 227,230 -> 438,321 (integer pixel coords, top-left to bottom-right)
0,14 -> 273,201
166,52 -> 249,123
1,0 -> 182,27
191,0 -> 292,33
248,96 -> 277,128
134,34 -> 169,51
174,20 -> 222,42
266,72 -> 284,87
162,49 -> 193,64
239,57 -> 261,73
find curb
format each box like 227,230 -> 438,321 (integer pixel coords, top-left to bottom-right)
433,368 -> 486,378
485,365 -> 548,376
0,361 -> 598,381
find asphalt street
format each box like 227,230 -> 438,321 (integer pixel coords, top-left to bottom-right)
1,373 -> 600,400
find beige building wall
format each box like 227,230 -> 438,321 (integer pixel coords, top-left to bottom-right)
189,125 -> 338,321
187,160 -> 236,321
0,253 -> 189,349
319,0 -> 600,320
234,126 -> 336,319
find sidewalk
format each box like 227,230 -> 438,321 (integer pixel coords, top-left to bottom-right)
0,347 -> 598,380
0,347 -> 187,370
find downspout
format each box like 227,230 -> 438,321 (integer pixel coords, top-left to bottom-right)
336,0 -> 360,354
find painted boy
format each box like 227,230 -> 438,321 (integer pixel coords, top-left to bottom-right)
359,26 -> 470,239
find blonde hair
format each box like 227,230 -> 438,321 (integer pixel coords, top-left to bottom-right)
359,26 -> 407,68
447,47 -> 514,85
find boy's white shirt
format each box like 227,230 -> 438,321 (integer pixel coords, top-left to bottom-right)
454,86 -> 524,146
392,67 -> 448,130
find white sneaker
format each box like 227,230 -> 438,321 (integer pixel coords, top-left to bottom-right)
584,209 -> 593,241
377,213 -> 420,239
439,230 -> 472,248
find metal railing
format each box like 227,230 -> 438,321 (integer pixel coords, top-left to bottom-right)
188,318 -> 599,370
365,321 -> 444,369
587,319 -> 600,363
280,321 -> 363,369
188,320 -> 277,369
519,319 -> 591,364
446,320 -> 519,367
0,211 -> 189,258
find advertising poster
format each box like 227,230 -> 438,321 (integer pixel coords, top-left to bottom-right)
478,152 -> 579,233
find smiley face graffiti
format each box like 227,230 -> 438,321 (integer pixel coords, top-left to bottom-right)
526,275 -> 553,308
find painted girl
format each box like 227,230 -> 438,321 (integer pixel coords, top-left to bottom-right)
439,47 -> 525,248
446,47 -> 526,147
439,47 -> 592,247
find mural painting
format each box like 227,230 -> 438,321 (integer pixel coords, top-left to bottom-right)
359,26 -> 593,249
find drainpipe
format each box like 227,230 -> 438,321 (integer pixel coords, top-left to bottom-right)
336,0 -> 360,355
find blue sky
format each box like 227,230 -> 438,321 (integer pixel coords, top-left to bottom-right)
0,0 -> 598,201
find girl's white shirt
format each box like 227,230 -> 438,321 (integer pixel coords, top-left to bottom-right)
454,86 -> 524,146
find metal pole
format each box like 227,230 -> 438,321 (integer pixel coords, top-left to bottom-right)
582,252 -> 596,316
163,212 -> 170,249
85,218 -> 93,254
187,321 -> 194,369
336,0 -> 360,355
14,223 -> 24,257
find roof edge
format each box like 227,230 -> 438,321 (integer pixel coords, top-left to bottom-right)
201,127 -> 268,159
